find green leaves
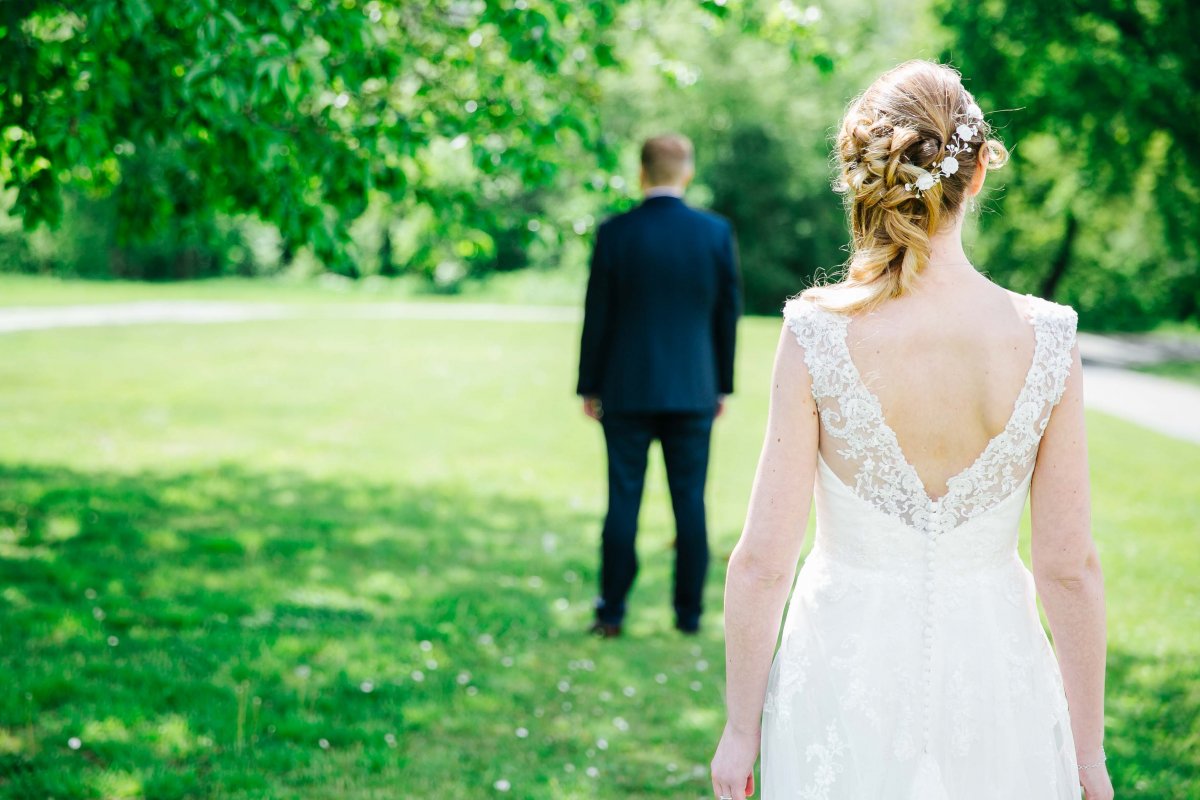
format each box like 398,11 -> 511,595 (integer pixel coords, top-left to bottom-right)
123,0 -> 152,33
0,0 -> 635,274
940,0 -> 1200,325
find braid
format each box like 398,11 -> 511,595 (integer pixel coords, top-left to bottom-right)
804,61 -> 1009,315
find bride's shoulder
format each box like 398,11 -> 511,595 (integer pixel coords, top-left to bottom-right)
781,292 -> 846,340
782,290 -> 847,323
781,293 -> 818,320
779,292 -> 846,362
1009,290 -> 1079,330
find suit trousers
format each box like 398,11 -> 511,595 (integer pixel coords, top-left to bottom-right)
596,410 -> 715,628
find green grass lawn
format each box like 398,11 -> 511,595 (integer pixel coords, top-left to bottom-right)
0,269 -> 588,309
0,290 -> 1197,798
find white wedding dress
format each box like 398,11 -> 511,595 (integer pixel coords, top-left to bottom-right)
760,294 -> 1081,799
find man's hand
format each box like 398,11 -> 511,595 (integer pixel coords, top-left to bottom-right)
716,394 -> 728,419
583,396 -> 603,421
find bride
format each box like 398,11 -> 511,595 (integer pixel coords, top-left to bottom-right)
709,62 -> 1112,800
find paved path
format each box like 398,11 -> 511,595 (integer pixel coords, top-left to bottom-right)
0,300 -> 292,333
1081,366 -> 1200,443
0,300 -> 579,332
1078,331 -> 1200,368
2,300 -> 1197,443
1075,332 -> 1200,443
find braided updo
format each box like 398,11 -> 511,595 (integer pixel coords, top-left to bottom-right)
803,61 -> 1008,314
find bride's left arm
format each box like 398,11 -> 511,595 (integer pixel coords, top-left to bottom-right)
711,322 -> 818,799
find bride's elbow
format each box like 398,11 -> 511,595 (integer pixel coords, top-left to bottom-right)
727,546 -> 792,589
1032,546 -> 1104,592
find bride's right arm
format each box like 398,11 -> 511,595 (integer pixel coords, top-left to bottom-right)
722,322 -> 819,731
1029,343 -> 1112,798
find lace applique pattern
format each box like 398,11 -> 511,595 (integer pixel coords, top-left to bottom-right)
763,648 -> 811,722
798,722 -> 848,800
783,294 -> 1077,535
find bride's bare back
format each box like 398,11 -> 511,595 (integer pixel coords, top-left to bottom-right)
834,270 -> 1039,500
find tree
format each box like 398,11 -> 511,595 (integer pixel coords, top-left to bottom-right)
940,0 -> 1200,326
597,0 -> 937,313
0,0 -> 625,273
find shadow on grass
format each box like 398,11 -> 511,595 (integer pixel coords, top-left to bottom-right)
0,463 -> 1195,799
0,462 -> 651,798
1105,649 -> 1200,798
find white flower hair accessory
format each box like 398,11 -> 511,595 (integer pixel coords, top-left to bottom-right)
904,99 -> 985,198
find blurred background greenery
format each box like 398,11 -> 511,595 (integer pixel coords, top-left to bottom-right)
2,0 -> 1197,329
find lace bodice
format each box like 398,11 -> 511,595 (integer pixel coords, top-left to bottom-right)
783,293 -> 1078,537
763,293 -> 1082,799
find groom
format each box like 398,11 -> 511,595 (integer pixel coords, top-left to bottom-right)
577,133 -> 741,638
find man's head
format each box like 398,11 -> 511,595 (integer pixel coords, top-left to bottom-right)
640,134 -> 695,191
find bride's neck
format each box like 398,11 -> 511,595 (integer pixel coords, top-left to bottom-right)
923,213 -> 976,277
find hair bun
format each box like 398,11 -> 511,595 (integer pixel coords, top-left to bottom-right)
808,60 -> 1010,316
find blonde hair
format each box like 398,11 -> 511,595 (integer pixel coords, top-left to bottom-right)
802,61 -> 1009,314
641,133 -> 695,185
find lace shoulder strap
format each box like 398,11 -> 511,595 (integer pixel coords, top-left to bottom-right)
937,294 -> 1079,528
781,295 -> 851,400
1024,294 -> 1078,412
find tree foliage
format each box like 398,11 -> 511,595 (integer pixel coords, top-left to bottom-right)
940,0 -> 1200,326
598,0 -> 934,313
0,0 -> 625,272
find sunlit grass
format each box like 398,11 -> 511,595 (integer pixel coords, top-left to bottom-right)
0,297 -> 1196,798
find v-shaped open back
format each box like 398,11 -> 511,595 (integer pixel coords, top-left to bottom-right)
837,300 -> 1046,504
784,293 -> 1078,536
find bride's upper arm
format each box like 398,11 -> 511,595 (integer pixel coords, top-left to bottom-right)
728,321 -> 820,577
1029,342 -> 1095,580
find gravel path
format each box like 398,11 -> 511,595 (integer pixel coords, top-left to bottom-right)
2,300 -> 1197,443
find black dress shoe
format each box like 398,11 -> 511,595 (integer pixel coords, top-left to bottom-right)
588,620 -> 623,638
675,620 -> 700,635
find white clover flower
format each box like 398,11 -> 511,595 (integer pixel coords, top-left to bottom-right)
940,156 -> 960,176
956,124 -> 977,141
915,172 -> 936,191
966,102 -> 983,119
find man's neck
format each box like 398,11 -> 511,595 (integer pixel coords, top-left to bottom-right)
643,185 -> 684,199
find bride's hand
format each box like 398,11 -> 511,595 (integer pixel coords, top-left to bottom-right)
1080,766 -> 1114,800
710,721 -> 759,799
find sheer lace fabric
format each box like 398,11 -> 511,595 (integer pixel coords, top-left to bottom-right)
760,295 -> 1081,799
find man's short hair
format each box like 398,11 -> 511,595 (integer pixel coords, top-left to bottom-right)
641,134 -> 695,186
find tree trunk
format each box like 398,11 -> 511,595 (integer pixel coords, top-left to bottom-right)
1040,212 -> 1078,300
379,226 -> 398,277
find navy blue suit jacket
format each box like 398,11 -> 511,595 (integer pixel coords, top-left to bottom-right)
576,195 -> 741,413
